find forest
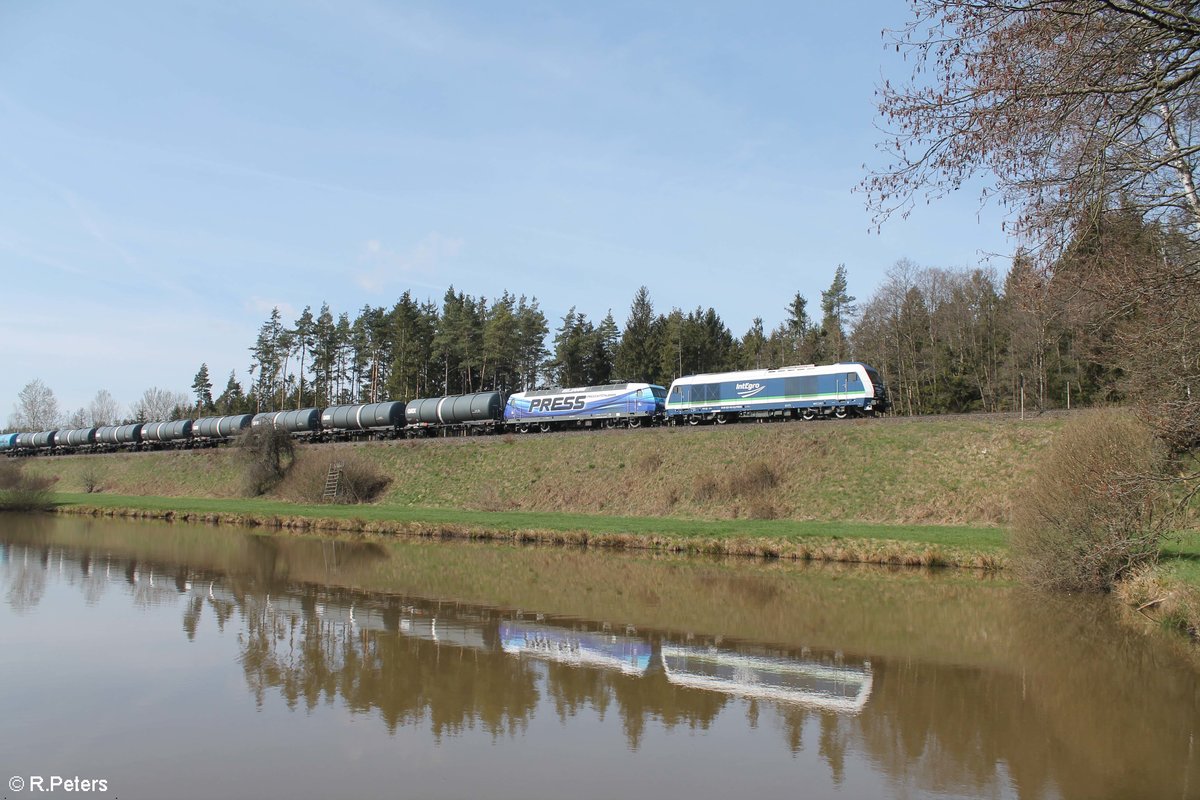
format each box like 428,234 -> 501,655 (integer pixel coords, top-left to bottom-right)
6,200 -> 1191,438
183,204 -> 1195,424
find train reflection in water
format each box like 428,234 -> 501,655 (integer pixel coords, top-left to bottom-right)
659,645 -> 872,714
194,579 -> 873,713
500,622 -> 653,676
2,540 -> 875,717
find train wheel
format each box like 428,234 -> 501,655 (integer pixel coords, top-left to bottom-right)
538,422 -> 552,433
628,417 -> 642,429
801,409 -> 816,421
834,407 -> 847,419
687,415 -> 701,426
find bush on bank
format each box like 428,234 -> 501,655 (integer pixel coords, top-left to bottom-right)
1011,409 -> 1176,593
0,461 -> 56,511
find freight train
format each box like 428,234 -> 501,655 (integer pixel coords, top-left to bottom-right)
1,362 -> 888,456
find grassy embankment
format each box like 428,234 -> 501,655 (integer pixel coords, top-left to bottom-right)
21,415 -> 1050,567
19,413 -> 1200,572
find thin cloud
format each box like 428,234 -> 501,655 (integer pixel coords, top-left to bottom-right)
245,297 -> 299,319
355,232 -> 463,293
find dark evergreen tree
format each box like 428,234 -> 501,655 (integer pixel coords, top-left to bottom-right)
821,265 -> 857,362
292,306 -> 316,408
215,370 -> 247,415
191,363 -> 214,413
616,286 -> 660,382
516,295 -> 549,389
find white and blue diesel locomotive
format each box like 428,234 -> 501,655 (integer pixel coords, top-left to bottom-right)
664,362 -> 888,424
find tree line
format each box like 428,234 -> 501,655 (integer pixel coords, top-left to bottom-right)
206,267 -> 861,416
12,224 -> 1190,431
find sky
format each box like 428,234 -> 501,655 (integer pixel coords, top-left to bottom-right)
0,0 -> 1015,421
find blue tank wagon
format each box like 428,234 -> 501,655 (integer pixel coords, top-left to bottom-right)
0,433 -> 18,455
504,382 -> 666,432
665,362 -> 889,424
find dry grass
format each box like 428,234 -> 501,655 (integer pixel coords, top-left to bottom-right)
1011,409 -> 1175,592
0,461 -> 57,511
1115,564 -> 1200,640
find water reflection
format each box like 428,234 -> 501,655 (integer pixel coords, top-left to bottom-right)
2,515 -> 1199,800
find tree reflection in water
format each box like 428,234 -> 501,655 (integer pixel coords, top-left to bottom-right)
3,517 -> 1200,800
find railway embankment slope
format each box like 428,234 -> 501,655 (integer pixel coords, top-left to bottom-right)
26,414 -> 1057,526
17,414 -> 1073,569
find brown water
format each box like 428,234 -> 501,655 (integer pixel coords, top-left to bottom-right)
1,514 -> 1197,800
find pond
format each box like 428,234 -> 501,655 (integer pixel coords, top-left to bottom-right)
1,513 -> 1197,799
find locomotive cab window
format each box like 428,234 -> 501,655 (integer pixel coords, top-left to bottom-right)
847,373 -> 858,383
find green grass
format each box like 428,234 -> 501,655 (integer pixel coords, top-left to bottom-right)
51,491 -> 1007,550
1162,531 -> 1200,589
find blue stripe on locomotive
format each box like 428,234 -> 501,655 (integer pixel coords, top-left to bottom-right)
505,387 -> 659,420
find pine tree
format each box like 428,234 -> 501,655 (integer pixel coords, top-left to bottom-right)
616,286 -> 659,382
191,363 -> 214,413
293,306 -> 316,408
821,264 -> 857,362
216,371 -> 246,415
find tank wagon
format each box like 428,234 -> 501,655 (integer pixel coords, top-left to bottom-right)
95,424 -> 144,448
140,419 -> 194,444
0,433 -> 17,453
404,392 -> 503,436
54,428 -> 98,448
320,402 -> 406,438
665,362 -> 889,424
251,408 -> 322,435
193,414 -> 253,440
505,382 -> 666,432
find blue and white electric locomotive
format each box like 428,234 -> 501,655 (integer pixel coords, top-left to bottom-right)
505,382 -> 666,432
665,362 -> 888,424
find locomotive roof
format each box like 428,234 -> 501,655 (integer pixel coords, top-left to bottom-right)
523,383 -> 631,397
668,362 -> 868,384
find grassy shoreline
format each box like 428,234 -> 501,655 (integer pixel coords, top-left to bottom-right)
49,492 -> 1008,569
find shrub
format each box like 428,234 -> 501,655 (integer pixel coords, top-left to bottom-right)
80,463 -> 103,493
726,460 -> 779,496
0,461 -> 56,511
1010,409 -> 1175,592
693,460 -> 780,505
274,450 -> 391,504
237,427 -> 296,496
337,456 -> 391,503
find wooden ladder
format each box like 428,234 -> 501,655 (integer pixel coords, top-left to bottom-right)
322,461 -> 344,502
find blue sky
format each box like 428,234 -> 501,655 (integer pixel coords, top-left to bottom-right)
0,1 -> 1012,419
